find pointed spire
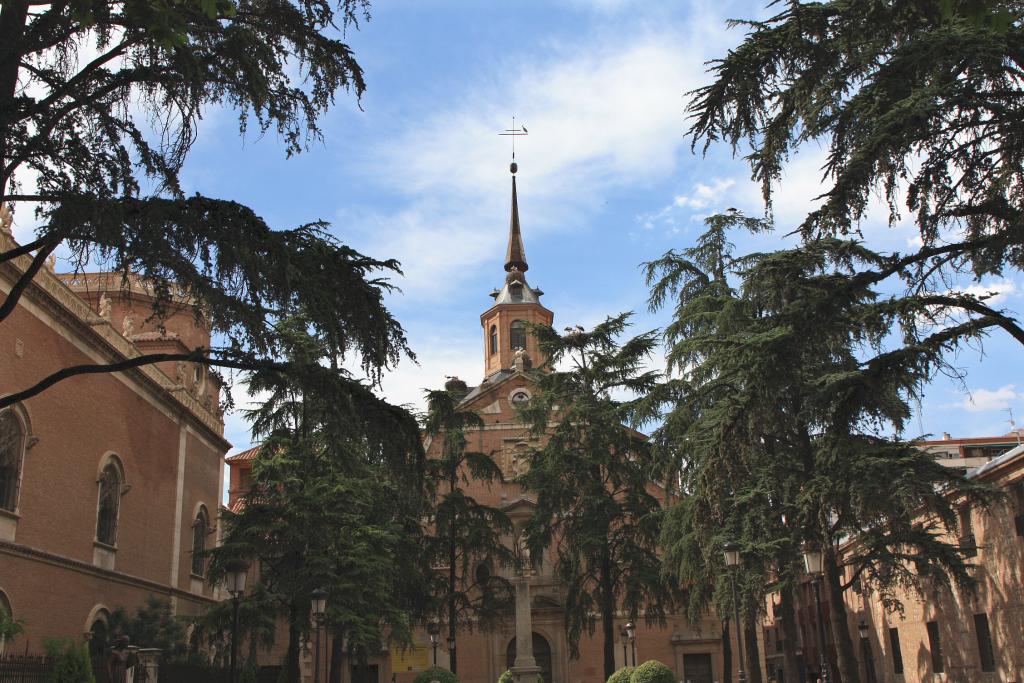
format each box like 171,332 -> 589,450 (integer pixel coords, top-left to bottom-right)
504,163 -> 528,273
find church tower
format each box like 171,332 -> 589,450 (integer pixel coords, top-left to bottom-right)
480,163 -> 553,377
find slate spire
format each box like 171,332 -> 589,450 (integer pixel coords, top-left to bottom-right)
504,163 -> 528,273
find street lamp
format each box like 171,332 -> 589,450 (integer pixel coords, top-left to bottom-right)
225,559 -> 249,683
620,627 -> 628,667
858,620 -> 876,683
311,589 -> 327,683
625,621 -> 636,667
801,545 -> 830,683
427,622 -> 439,667
723,542 -> 746,683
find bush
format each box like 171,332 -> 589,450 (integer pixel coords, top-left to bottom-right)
498,670 -> 513,683
43,639 -> 95,683
607,667 -> 633,683
630,661 -> 673,683
413,667 -> 458,683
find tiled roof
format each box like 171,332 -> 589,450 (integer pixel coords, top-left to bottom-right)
225,445 -> 261,463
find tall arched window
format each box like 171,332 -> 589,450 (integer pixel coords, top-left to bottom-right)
489,325 -> 498,355
0,590 -> 13,654
96,463 -> 122,546
509,320 -> 527,350
0,410 -> 25,512
191,506 -> 209,576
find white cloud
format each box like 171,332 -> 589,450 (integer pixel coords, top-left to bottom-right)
349,27 -> 721,300
960,279 -> 1017,305
961,384 -> 1024,413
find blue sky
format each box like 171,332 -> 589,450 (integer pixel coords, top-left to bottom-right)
22,0 -> 1022,450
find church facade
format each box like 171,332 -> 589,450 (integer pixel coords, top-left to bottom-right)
400,167 -> 736,683
225,168 -> 746,683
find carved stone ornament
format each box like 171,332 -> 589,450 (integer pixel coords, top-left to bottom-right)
98,293 -> 112,319
121,313 -> 135,338
0,203 -> 12,235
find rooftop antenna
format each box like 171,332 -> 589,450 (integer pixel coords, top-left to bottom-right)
499,115 -> 528,172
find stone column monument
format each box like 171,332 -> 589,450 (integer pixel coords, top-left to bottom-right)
511,532 -> 541,683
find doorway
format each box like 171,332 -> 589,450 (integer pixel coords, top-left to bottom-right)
682,653 -> 713,683
506,633 -> 552,683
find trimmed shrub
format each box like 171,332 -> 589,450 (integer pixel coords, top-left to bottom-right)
607,666 -> 634,683
630,660 -> 673,683
413,667 -> 458,683
43,638 -> 95,683
497,670 -> 544,683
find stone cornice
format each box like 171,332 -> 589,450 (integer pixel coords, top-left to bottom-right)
0,539 -> 215,606
0,232 -> 228,445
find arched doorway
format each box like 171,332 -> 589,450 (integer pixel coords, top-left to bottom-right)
88,618 -> 109,683
506,633 -> 552,683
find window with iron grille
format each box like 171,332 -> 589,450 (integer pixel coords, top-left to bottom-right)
888,628 -> 904,675
926,621 -> 944,673
974,613 -> 996,672
96,464 -> 121,545
0,410 -> 24,512
191,506 -> 210,576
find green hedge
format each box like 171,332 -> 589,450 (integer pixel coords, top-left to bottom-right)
630,660 -> 673,683
607,666 -> 634,683
498,670 -> 514,683
43,639 -> 95,683
413,667 -> 458,683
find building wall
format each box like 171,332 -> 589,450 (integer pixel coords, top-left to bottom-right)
761,445 -> 1024,683
853,451 -> 1024,683
0,241 -> 229,652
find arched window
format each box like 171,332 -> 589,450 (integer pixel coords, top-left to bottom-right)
96,462 -> 122,546
191,506 -> 209,576
0,590 -> 14,654
489,325 -> 498,355
0,410 -> 25,512
509,320 -> 527,351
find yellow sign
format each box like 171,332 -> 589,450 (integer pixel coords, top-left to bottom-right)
392,644 -> 430,672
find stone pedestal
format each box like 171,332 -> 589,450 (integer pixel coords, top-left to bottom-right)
137,648 -> 162,683
511,575 -> 542,683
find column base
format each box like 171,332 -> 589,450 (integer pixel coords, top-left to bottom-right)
511,664 -> 542,683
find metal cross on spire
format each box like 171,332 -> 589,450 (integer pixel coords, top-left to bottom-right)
499,116 -> 528,168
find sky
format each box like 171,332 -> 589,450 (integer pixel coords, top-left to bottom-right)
15,0 -> 1023,451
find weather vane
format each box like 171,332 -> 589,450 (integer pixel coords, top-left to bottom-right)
499,115 -> 528,170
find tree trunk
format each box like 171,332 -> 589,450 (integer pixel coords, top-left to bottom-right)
285,603 -> 301,683
0,0 -> 29,197
744,619 -> 763,683
779,584 -> 801,683
721,617 -> 732,683
328,629 -> 343,683
824,549 -> 859,683
599,550 -> 616,680
448,470 -> 458,674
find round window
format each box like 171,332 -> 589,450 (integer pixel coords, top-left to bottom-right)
511,391 -> 529,404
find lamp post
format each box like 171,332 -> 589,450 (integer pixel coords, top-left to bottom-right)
858,620 -> 875,683
620,627 -> 628,667
625,621 -> 636,667
723,542 -> 746,683
311,589 -> 327,683
801,545 -> 830,683
427,622 -> 439,667
225,560 -> 249,683
447,635 -> 456,666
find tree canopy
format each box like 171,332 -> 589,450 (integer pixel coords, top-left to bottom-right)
0,0 -> 408,409
518,314 -> 671,682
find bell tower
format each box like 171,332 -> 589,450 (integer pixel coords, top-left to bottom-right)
480,162 -> 553,377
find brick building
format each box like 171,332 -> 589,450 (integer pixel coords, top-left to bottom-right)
761,440 -> 1024,683
0,219 -> 230,663
226,168 -> 743,683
